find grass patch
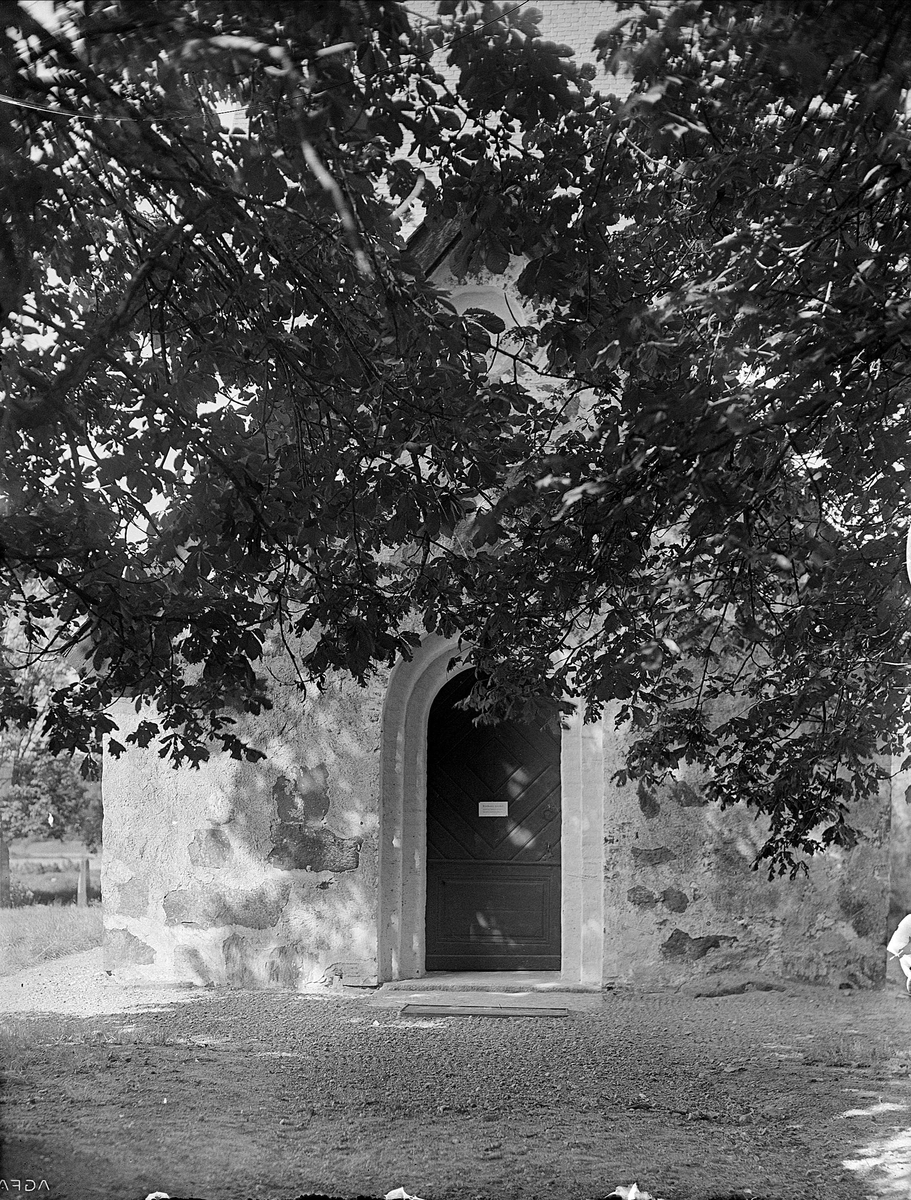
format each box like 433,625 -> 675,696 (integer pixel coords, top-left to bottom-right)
0,1015 -> 140,1046
805,1032 -> 895,1067
0,1015 -> 178,1074
0,904 -> 103,977
0,1015 -> 93,1050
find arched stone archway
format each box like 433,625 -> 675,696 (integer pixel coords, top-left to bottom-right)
377,636 -> 607,985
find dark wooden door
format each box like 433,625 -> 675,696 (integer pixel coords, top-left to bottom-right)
425,671 -> 561,971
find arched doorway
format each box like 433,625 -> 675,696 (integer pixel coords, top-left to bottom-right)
424,670 -> 562,970
379,634 -> 604,985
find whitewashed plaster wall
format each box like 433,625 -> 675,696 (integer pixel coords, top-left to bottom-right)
599,763 -> 891,990
102,653 -> 387,988
102,646 -> 893,990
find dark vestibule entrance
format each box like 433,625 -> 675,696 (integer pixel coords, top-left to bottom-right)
424,670 -> 562,971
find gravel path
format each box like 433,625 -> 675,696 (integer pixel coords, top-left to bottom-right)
0,948 -> 208,1017
2,953 -> 911,1200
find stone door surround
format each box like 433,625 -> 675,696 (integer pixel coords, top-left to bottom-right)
378,636 -> 606,985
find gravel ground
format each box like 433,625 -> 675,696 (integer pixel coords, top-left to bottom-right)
2,952 -> 911,1200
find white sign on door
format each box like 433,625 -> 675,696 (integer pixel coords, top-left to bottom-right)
478,801 -> 509,817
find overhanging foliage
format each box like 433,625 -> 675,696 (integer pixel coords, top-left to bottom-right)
0,0 -> 909,871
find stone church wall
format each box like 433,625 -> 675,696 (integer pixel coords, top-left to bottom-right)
102,647 -> 894,991
600,765 -> 891,991
102,651 -> 387,988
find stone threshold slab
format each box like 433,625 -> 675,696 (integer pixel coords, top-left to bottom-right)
368,986 -> 605,1012
400,1003 -> 569,1018
379,971 -> 601,993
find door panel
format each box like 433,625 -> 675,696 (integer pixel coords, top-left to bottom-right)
426,862 -> 561,970
425,671 -> 561,971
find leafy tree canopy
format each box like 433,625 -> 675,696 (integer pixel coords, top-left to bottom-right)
1,0 -> 909,872
0,637 -> 101,846
0,754 -> 101,847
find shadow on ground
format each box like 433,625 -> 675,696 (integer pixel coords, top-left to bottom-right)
2,968 -> 911,1200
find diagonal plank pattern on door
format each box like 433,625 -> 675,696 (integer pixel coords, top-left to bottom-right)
425,670 -> 561,971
